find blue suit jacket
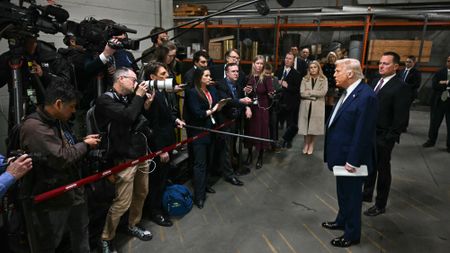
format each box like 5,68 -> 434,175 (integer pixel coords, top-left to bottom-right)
324,81 -> 378,173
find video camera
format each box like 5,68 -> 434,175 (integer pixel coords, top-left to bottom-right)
0,0 -> 69,43
63,17 -> 140,52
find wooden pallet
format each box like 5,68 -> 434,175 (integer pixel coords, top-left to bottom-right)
367,39 -> 432,62
174,3 -> 208,16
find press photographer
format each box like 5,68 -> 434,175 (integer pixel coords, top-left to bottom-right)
19,80 -> 100,253
94,67 -> 154,252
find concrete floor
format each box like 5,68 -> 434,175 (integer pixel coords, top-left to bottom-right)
115,109 -> 450,253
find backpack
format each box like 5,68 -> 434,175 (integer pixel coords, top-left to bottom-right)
162,184 -> 193,217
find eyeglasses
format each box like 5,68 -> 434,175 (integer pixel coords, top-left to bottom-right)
122,76 -> 137,82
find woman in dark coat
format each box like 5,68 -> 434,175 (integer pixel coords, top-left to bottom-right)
184,67 -> 222,209
244,55 -> 274,169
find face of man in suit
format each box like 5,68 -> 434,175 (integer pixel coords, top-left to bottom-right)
300,48 -> 310,60
284,53 -> 294,68
226,65 -> 239,83
446,56 -> 450,69
290,46 -> 298,57
195,56 -> 208,68
405,58 -> 415,69
378,55 -> 398,78
226,51 -> 241,65
334,63 -> 353,89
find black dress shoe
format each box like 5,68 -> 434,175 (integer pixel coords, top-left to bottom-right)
422,140 -> 435,148
196,200 -> 204,209
330,236 -> 360,248
321,221 -> 344,230
152,214 -> 173,227
226,177 -> 244,186
255,160 -> 263,169
205,186 -> 216,194
286,141 -> 292,149
364,205 -> 385,216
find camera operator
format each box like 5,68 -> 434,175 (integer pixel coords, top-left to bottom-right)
141,27 -> 169,65
142,62 -> 185,227
0,35 -> 72,133
19,81 -> 100,253
214,63 -> 252,184
84,21 -> 139,90
0,154 -> 32,198
94,67 -> 154,252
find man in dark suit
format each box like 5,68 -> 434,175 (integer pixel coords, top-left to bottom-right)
276,52 -> 301,148
210,49 -> 246,87
183,50 -> 209,88
296,47 -> 310,78
214,63 -> 252,186
363,52 -> 411,216
397,55 -> 422,132
422,55 -> 450,152
323,58 -> 378,248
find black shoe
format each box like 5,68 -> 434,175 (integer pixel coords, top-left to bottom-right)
286,141 -> 292,149
447,147 -> 450,153
152,214 -> 173,227
330,236 -> 360,248
206,186 -> 216,194
225,176 -> 244,186
422,140 -> 435,148
125,225 -> 153,241
256,160 -> 263,169
321,221 -> 344,230
99,240 -> 117,253
364,205 -> 385,216
196,199 -> 204,209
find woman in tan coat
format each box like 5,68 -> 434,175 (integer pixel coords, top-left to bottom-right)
298,61 -> 328,154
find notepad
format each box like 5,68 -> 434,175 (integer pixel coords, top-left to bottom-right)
333,165 -> 368,177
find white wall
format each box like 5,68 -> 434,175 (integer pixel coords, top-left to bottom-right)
0,0 -> 173,153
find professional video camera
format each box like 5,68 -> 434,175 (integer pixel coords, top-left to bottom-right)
63,17 -> 140,52
0,0 -> 69,42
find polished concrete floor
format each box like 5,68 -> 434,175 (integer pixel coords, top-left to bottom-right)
115,109 -> 450,253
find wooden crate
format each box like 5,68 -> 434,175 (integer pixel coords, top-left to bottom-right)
367,40 -> 432,62
208,42 -> 222,60
174,3 -> 208,16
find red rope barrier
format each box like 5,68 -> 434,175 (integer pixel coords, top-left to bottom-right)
33,120 -> 235,204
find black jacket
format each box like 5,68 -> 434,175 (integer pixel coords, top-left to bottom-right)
371,76 -> 411,144
95,91 -> 147,159
431,67 -> 450,104
143,90 -> 177,151
276,67 -> 302,111
215,78 -> 246,121
397,67 -> 421,99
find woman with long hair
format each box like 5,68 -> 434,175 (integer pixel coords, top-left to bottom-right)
244,55 -> 274,169
298,60 -> 328,155
184,67 -> 222,209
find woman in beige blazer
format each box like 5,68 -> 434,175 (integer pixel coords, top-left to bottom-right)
298,61 -> 328,154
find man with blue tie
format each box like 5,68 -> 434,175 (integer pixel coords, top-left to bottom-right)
363,52 -> 410,216
323,58 -> 378,248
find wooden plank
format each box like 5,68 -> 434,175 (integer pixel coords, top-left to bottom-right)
367,40 -> 432,62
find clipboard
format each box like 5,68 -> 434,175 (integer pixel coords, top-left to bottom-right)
333,165 -> 368,177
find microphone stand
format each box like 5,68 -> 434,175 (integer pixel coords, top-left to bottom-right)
133,0 -> 263,65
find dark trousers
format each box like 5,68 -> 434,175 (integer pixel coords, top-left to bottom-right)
427,99 -> 450,147
192,143 -> 210,202
335,176 -> 364,241
363,140 -> 395,208
281,106 -> 299,143
269,106 -> 279,145
212,132 -> 234,179
147,156 -> 170,216
32,203 -> 90,253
